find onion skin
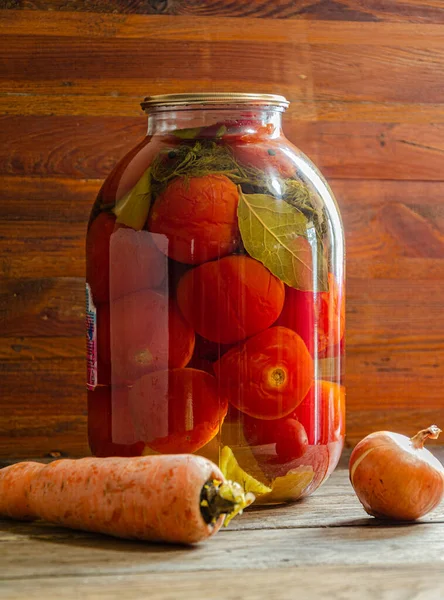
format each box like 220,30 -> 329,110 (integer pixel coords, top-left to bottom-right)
349,426 -> 444,521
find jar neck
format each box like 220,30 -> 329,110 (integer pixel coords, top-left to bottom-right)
147,107 -> 283,139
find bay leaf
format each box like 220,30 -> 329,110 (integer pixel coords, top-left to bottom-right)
215,124 -> 227,138
172,124 -> 227,140
171,127 -> 202,140
237,189 -> 328,291
113,167 -> 151,230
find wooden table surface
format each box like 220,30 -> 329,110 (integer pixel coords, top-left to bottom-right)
1,453 -> 444,599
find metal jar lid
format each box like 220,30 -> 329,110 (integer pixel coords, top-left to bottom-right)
141,93 -> 289,112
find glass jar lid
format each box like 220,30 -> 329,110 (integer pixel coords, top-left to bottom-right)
141,93 -> 289,112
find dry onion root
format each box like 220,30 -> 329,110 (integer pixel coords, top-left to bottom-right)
349,425 -> 444,521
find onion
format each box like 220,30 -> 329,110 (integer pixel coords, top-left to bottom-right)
349,425 -> 444,521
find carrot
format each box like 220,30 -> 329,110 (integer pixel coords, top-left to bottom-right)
0,455 -> 254,544
0,461 -> 44,520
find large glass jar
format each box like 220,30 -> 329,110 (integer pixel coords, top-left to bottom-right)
86,93 -> 345,504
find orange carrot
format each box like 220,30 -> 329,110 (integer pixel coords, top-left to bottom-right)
0,455 -> 253,544
0,461 -> 44,520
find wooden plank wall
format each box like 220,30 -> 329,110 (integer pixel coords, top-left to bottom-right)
1,1 -> 444,458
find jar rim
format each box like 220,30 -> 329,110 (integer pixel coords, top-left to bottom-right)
141,93 -> 289,112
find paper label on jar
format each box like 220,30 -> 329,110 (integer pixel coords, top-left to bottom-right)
85,283 -> 97,390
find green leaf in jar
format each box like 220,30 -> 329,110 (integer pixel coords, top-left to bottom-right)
172,127 -> 203,140
215,124 -> 227,138
237,189 -> 328,292
282,179 -> 313,212
172,124 -> 228,140
113,167 -> 152,230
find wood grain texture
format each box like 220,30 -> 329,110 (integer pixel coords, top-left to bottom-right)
0,176 -> 101,221
2,521 -> 444,573
1,4 -> 444,457
4,96 -> 444,124
1,567 -> 444,600
4,12 -> 444,44
2,118 -> 444,181
3,32 -> 444,104
4,0 -> 444,22
1,278 -> 84,337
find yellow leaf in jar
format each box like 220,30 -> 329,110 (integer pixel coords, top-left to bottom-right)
141,445 -> 159,456
259,466 -> 315,504
220,446 -> 272,496
233,444 -> 272,485
221,420 -> 270,482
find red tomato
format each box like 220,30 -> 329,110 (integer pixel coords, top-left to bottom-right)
177,255 -> 285,345
242,379 -> 345,447
277,273 -> 345,356
276,284 -> 315,355
215,326 -> 313,420
231,140 -> 297,178
164,119 -> 275,142
294,380 -> 345,445
86,212 -> 116,305
128,368 -> 228,454
110,289 -> 195,384
148,174 -> 240,265
221,121 -> 276,143
88,387 -> 144,457
251,442 -> 331,497
275,419 -> 308,461
318,274 -> 345,354
109,228 -> 166,300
